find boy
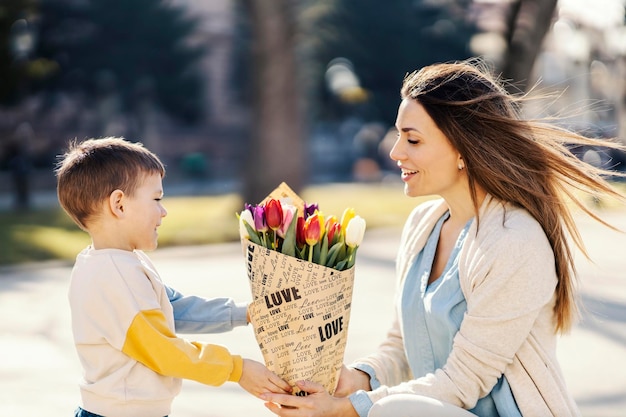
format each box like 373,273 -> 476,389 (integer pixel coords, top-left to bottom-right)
56,137 -> 291,417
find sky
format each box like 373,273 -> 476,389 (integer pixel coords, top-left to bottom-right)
558,0 -> 625,28
472,0 -> 625,29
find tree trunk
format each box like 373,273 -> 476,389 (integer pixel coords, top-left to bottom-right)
501,0 -> 558,94
242,0 -> 304,204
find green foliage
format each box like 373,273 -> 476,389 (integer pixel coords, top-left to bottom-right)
300,0 -> 478,125
33,0 -> 207,123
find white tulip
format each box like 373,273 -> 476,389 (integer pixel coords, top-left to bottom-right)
345,215 -> 366,248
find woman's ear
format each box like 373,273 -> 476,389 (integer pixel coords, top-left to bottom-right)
109,189 -> 126,218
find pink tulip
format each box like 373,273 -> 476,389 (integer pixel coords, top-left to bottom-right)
277,204 -> 296,238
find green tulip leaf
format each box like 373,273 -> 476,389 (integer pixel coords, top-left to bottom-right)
347,246 -> 358,269
243,221 -> 262,245
312,241 -> 321,264
320,234 -> 329,265
325,241 -> 343,267
335,259 -> 348,271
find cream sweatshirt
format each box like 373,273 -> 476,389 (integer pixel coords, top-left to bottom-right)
69,247 -> 246,417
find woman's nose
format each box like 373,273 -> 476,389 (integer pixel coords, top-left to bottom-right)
389,138 -> 403,162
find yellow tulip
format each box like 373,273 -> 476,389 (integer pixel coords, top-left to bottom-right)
340,207 -> 355,233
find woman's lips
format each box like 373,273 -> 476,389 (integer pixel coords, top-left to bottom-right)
401,169 -> 417,181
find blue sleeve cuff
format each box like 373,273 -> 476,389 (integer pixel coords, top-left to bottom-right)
166,285 -> 249,333
231,302 -> 249,326
352,363 -> 381,390
349,390 -> 373,417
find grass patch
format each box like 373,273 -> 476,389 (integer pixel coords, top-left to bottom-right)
0,209 -> 88,265
0,183 -> 425,266
0,194 -> 246,266
300,182 -> 428,227
157,194 -> 243,246
1,181 -> 622,266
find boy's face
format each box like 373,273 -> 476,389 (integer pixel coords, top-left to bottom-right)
121,172 -> 167,251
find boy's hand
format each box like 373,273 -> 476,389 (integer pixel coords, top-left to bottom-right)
238,359 -> 292,398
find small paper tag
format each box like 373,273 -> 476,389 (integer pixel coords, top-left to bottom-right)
260,182 -> 305,217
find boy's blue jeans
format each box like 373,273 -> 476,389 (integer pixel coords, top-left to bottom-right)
74,408 -> 102,417
75,407 -> 167,417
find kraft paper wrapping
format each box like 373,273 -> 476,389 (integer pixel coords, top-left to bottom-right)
244,240 -> 355,395
241,182 -> 355,395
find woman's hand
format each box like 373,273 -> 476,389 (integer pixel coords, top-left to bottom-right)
261,380 -> 358,417
334,365 -> 372,397
238,359 -> 292,398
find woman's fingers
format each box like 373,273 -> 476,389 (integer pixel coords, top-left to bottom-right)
295,379 -> 325,394
261,380 -> 341,417
270,373 -> 293,393
261,380 -> 318,406
261,391 -> 302,408
264,401 -> 299,416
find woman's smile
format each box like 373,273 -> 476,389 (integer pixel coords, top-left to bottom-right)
400,167 -> 418,182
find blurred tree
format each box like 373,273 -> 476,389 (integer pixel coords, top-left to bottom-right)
34,0 -> 207,124
239,0 -> 304,204
300,0 -> 477,125
1,0 -> 40,211
500,0 -> 558,93
231,0 -> 476,195
0,0 -> 38,105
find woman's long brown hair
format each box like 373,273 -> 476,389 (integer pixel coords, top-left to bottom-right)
401,60 -> 626,333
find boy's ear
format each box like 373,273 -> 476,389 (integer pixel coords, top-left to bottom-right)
109,189 -> 126,218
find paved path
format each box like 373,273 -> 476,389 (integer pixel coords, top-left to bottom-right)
1,211 -> 625,416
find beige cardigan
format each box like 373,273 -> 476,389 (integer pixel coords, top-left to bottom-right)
358,196 -> 580,416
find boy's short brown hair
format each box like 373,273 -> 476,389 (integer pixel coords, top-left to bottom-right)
56,137 -> 165,230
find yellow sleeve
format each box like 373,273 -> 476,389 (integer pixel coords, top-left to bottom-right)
122,309 -> 243,385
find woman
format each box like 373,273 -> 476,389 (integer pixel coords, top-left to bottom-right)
260,60 -> 626,416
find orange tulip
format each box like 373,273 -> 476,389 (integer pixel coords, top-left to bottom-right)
304,213 -> 322,246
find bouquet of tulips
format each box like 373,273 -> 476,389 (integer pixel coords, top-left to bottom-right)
237,183 -> 365,395
238,198 -> 366,271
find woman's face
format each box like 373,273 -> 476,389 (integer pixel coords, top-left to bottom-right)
390,99 -> 464,198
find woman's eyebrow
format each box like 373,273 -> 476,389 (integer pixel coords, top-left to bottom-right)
398,126 -> 422,134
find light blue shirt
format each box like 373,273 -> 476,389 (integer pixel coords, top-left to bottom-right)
166,285 -> 249,333
350,212 -> 521,417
